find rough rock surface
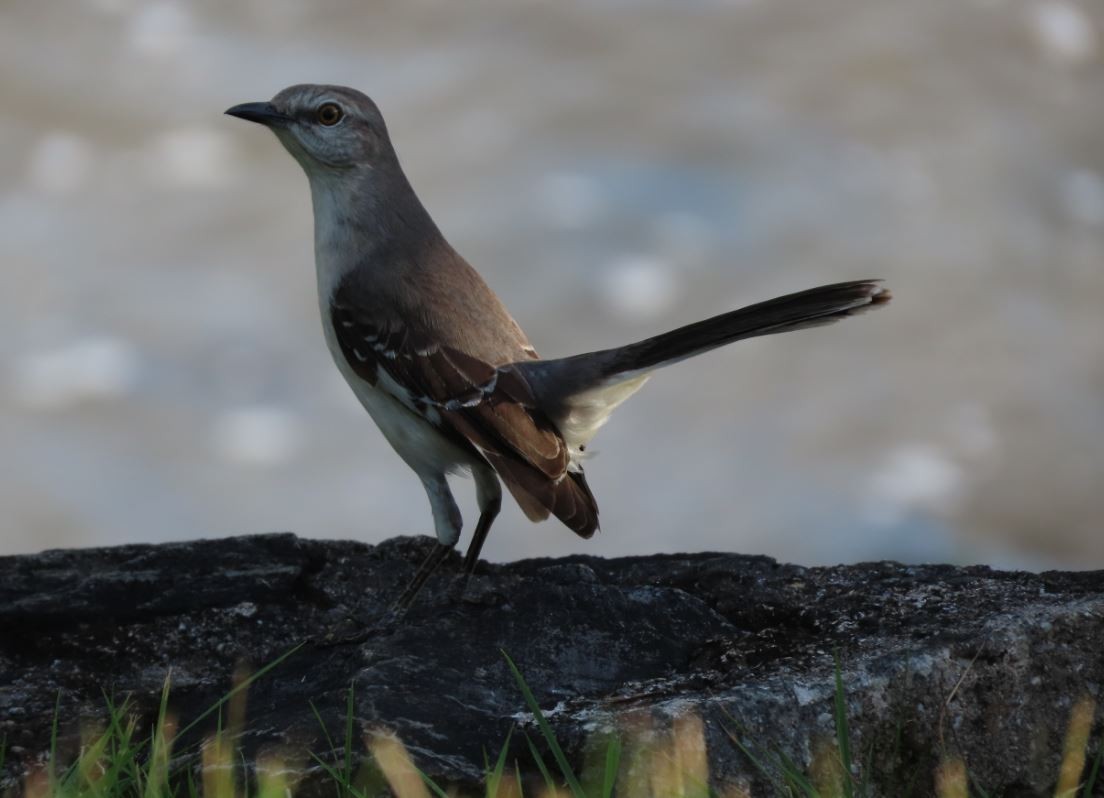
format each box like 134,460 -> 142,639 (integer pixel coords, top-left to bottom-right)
2,534 -> 1103,795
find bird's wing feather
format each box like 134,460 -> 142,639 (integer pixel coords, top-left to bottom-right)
330,296 -> 599,536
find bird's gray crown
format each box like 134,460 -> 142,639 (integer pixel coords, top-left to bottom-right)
230,84 -> 397,173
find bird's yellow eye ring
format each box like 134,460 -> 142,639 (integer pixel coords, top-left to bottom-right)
317,103 -> 343,126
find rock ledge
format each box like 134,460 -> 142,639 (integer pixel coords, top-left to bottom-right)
2,534 -> 1103,795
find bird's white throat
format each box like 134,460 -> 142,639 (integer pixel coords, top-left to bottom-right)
308,175 -> 360,306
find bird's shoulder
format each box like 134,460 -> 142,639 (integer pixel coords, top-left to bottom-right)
329,269 -> 535,406
333,244 -> 537,364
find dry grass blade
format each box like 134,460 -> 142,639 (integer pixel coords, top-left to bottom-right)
1055,695 -> 1096,798
489,771 -> 523,798
810,738 -> 846,798
201,734 -> 236,798
144,675 -> 176,798
666,714 -> 710,798
256,756 -> 291,798
935,758 -> 968,798
634,712 -> 712,798
367,730 -> 431,798
23,768 -> 49,798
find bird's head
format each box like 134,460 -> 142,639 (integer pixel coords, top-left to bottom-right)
226,84 -> 395,174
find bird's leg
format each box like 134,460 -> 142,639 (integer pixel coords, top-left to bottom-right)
393,542 -> 454,610
391,474 -> 462,612
462,502 -> 501,575
464,465 -> 503,575
452,466 -> 502,600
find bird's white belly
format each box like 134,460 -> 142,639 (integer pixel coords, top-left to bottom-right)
318,305 -> 475,478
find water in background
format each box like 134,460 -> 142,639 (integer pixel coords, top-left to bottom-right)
2,0 -> 1102,568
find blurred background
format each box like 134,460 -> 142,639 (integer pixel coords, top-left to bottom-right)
1,0 -> 1102,569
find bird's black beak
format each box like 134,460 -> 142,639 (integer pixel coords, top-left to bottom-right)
224,102 -> 292,127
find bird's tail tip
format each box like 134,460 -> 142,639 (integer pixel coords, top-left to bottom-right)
840,279 -> 892,315
865,280 -> 893,305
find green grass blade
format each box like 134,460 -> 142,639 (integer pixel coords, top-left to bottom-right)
502,650 -> 585,798
776,749 -> 820,798
1083,739 -> 1104,798
103,702 -> 136,796
413,765 -> 452,798
343,683 -> 355,794
524,732 -> 558,794
855,733 -> 876,798
49,688 -> 62,792
310,753 -> 369,798
308,699 -> 344,798
966,772 -> 992,798
833,654 -> 854,798
74,727 -> 111,798
486,726 -> 514,798
722,724 -> 787,794
724,724 -> 812,798
97,692 -> 143,796
601,735 -> 621,798
175,640 -> 306,741
143,673 -> 174,798
309,700 -> 338,755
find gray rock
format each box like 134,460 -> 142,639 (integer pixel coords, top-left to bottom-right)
1,534 -> 1102,795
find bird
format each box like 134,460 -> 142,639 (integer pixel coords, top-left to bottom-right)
225,84 -> 890,608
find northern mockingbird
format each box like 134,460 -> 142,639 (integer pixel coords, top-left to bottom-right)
226,84 -> 890,607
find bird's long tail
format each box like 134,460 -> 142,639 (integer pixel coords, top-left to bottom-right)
516,279 -> 890,447
600,278 -> 889,375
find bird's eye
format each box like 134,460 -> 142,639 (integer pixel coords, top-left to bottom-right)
316,103 -> 343,126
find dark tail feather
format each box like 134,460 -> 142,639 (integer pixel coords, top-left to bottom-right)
517,279 -> 890,407
483,450 -> 600,538
609,279 -> 890,375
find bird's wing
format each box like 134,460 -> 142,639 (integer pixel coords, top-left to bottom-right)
330,295 -> 599,537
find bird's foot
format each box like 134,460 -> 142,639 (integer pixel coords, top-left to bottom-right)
447,572 -> 473,603
312,607 -> 404,648
447,571 -> 508,608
